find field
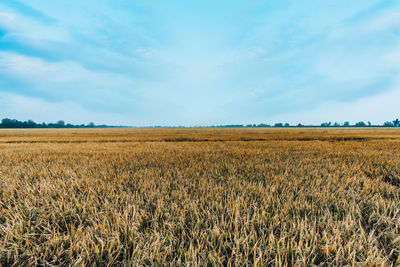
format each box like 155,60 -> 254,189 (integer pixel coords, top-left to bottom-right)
0,128 -> 400,266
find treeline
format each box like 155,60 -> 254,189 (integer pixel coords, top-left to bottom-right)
0,118 -> 112,128
212,119 -> 400,128
0,118 -> 400,128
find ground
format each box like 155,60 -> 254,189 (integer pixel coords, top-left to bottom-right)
0,128 -> 399,266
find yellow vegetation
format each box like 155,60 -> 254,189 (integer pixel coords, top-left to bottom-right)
0,128 -> 399,266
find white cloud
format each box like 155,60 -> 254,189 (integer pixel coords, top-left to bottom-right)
1,0 -> 400,125
0,11 -> 70,43
0,52 -> 140,103
0,12 -> 17,29
268,84 -> 400,125
0,92 -> 132,125
0,52 -> 131,84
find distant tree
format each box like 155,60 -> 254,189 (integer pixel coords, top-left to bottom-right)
384,121 -> 394,127
26,120 -> 37,128
297,123 -> 304,127
274,123 -> 283,127
0,118 -> 118,128
393,119 -> 400,127
355,121 -> 366,127
284,123 -> 290,127
321,122 -> 331,127
343,121 -> 350,127
1,118 -> 13,128
368,121 -> 372,127
56,120 -> 65,127
333,122 -> 340,127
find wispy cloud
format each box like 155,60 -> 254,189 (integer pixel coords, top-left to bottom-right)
0,0 -> 399,125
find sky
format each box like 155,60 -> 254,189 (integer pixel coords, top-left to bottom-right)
0,0 -> 399,126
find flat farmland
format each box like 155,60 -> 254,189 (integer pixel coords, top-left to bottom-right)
0,128 -> 399,266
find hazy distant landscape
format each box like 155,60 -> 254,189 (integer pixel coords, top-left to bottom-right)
1,117 -> 400,128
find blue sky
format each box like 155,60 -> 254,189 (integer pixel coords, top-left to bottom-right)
0,0 -> 399,125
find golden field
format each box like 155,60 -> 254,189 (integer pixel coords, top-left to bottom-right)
0,128 -> 399,266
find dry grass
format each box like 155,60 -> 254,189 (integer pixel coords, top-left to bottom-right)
0,128 -> 399,266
